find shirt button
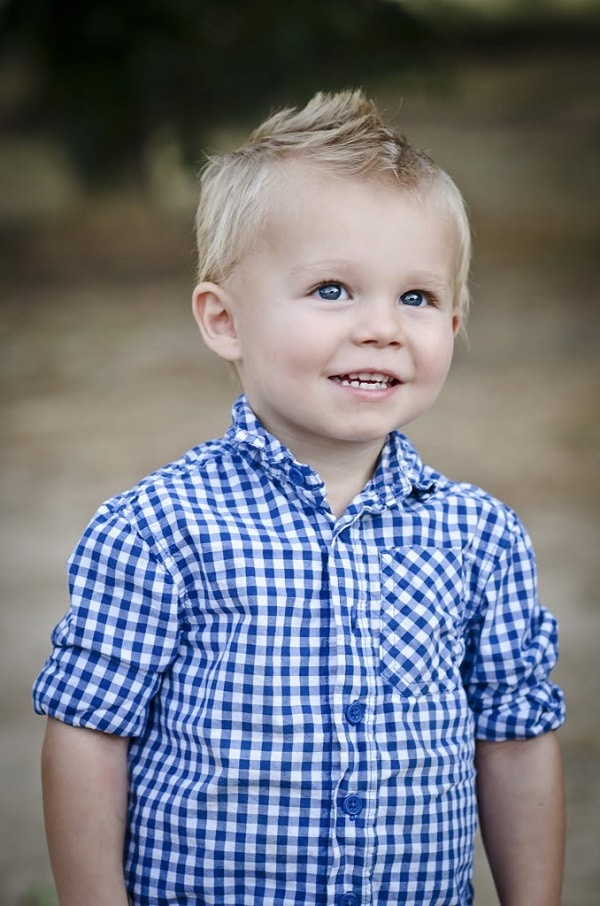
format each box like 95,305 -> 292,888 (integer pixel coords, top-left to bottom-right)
288,466 -> 306,485
342,794 -> 363,818
338,894 -> 360,906
345,701 -> 364,725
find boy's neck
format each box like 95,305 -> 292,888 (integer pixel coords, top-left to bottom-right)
244,403 -> 387,518
292,441 -> 384,519
326,478 -> 371,520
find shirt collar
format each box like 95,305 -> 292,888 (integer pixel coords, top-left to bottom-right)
225,394 -> 436,512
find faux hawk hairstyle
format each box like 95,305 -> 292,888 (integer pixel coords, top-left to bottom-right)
195,89 -> 471,318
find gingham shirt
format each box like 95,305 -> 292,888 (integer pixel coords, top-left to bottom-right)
33,395 -> 565,906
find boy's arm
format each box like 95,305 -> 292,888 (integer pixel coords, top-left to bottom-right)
475,731 -> 565,906
41,717 -> 130,906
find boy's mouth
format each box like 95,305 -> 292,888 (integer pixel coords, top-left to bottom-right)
330,371 -> 400,390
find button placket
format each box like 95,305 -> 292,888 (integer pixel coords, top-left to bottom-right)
328,522 -> 376,906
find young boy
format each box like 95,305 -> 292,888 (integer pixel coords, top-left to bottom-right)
34,90 -> 566,906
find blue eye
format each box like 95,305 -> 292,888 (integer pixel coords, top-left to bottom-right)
400,290 -> 428,308
314,283 -> 348,302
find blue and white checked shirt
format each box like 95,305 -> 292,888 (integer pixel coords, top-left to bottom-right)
34,395 -> 565,906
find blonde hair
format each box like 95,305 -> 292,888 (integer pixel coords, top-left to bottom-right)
195,89 -> 471,317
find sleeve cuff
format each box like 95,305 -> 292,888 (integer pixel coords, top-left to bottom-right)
471,680 -> 566,740
32,644 -> 162,737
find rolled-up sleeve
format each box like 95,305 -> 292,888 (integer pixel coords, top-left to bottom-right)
33,502 -> 182,736
462,513 -> 566,740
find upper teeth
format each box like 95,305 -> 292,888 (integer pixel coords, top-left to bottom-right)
337,372 -> 393,388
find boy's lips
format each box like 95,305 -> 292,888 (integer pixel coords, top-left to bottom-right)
329,370 -> 401,390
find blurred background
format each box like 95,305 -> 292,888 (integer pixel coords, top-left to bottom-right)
1,0 -> 598,903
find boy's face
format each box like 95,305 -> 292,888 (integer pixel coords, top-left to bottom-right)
197,166 -> 461,466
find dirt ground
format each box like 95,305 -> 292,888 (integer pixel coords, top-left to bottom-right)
1,49 -> 599,904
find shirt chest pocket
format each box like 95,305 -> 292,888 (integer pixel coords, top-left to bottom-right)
379,547 -> 465,696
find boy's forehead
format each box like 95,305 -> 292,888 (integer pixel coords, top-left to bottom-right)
275,159 -> 392,198
221,159 -> 464,290
269,161 -> 446,219
230,171 -> 458,288
264,164 -> 456,241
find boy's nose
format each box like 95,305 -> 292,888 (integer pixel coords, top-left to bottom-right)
353,298 -> 405,347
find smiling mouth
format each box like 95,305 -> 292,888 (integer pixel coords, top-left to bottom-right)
330,371 -> 400,390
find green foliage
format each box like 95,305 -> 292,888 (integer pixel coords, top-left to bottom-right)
1,0 -> 429,185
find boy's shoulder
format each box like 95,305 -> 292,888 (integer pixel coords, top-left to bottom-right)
398,433 -> 516,509
71,431 -> 242,566
101,433 -> 233,514
396,433 -> 528,548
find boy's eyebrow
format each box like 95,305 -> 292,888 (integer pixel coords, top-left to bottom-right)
288,259 -> 355,277
290,262 -> 453,291
408,271 -> 454,291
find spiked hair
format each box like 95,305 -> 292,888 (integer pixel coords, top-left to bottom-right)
195,89 -> 471,317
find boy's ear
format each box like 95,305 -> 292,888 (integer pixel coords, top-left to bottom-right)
192,282 -> 242,362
